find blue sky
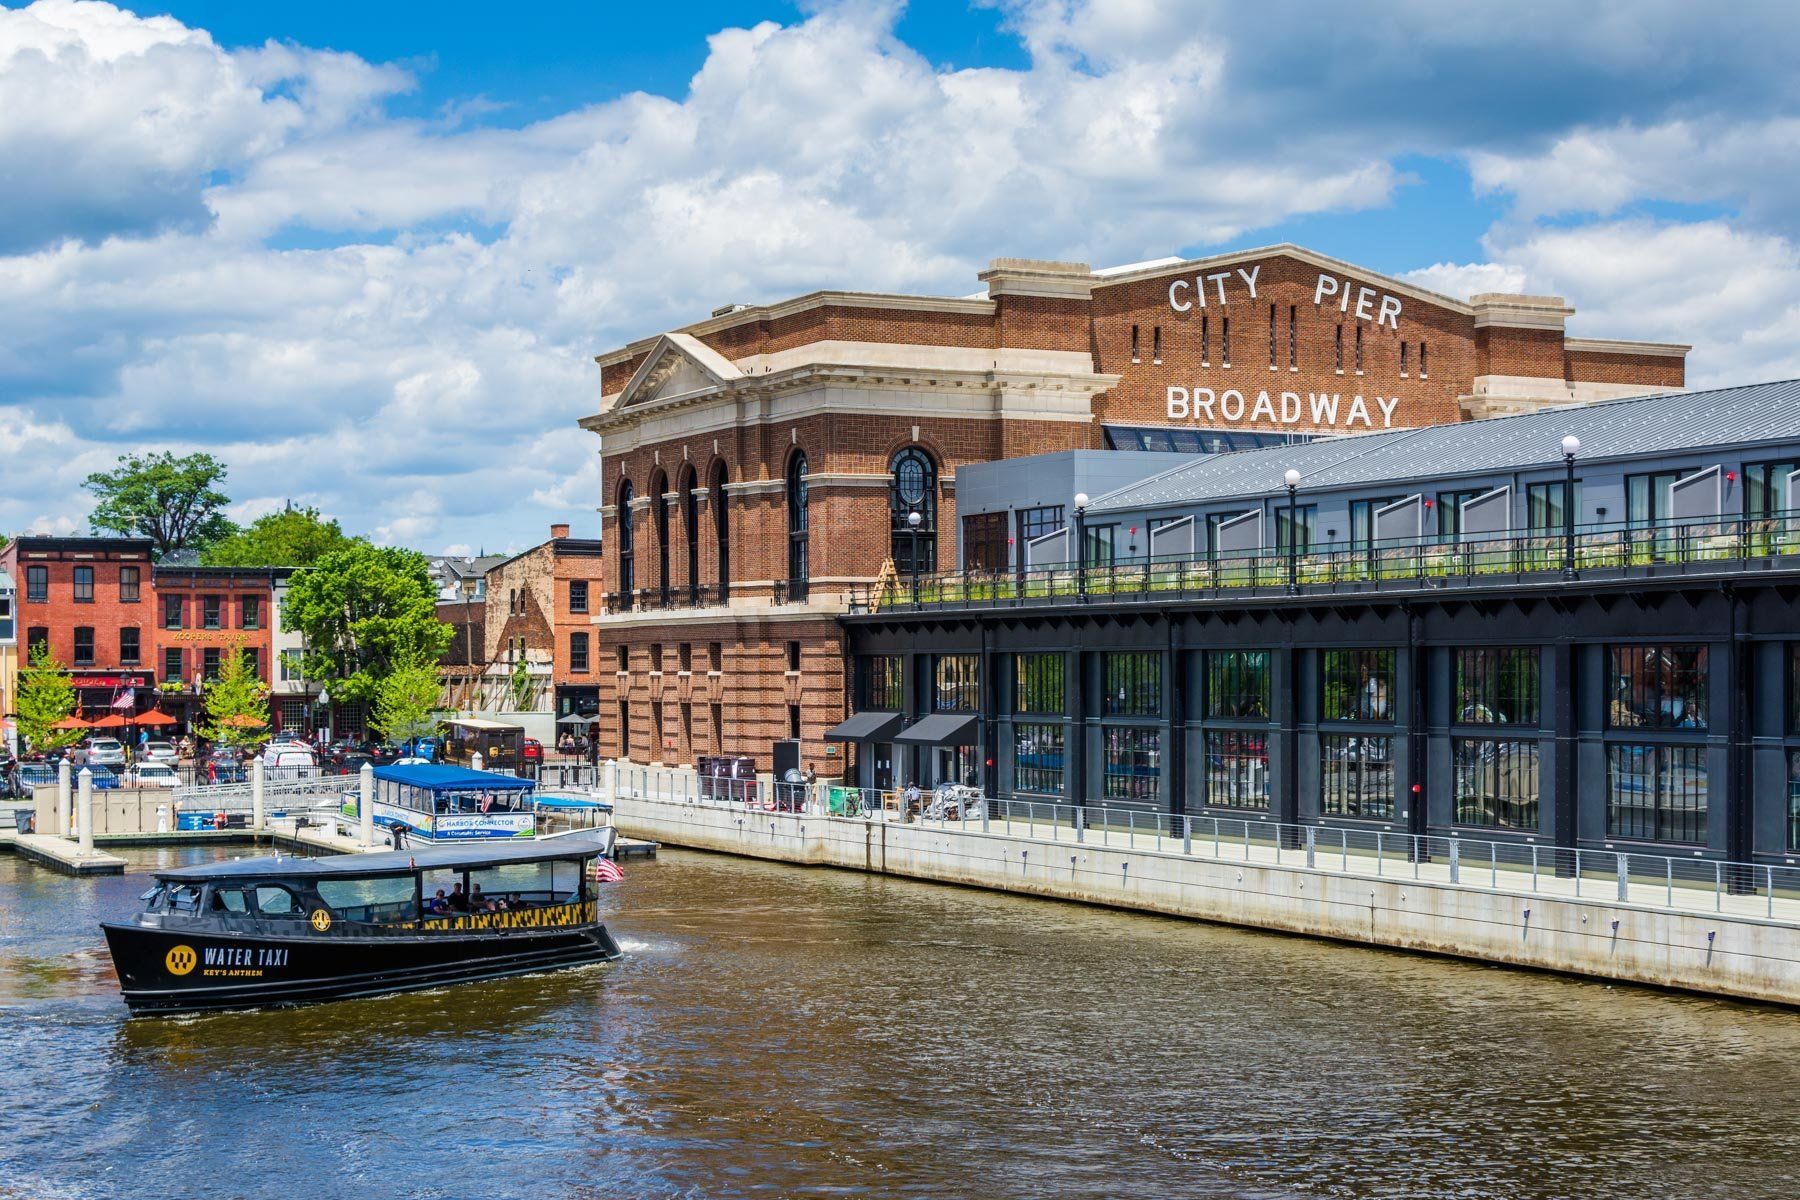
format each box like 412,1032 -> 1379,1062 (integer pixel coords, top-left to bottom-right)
3,1 -> 1799,552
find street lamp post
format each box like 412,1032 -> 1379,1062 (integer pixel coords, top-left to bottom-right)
1073,493 -> 1090,599
907,509 -> 922,604
1561,434 -> 1581,580
1284,468 -> 1302,595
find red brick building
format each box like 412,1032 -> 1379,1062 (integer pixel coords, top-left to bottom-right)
150,565 -> 277,733
581,244 -> 1686,776
1,536 -> 157,718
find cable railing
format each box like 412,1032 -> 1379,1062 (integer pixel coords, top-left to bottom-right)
625,774 -> 1800,924
875,512 -> 1800,611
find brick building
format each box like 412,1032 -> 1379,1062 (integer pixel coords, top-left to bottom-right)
0,536 -> 158,719
469,526 -> 607,723
581,244 -> 1686,777
150,565 -> 278,734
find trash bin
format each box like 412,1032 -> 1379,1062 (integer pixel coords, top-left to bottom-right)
13,807 -> 32,834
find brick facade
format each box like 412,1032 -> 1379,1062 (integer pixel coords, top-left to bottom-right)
582,244 -> 1686,777
1,537 -> 158,715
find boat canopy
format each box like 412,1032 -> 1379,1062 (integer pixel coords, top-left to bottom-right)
372,763 -> 535,791
154,835 -> 612,883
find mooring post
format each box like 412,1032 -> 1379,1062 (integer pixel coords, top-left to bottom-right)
471,750 -> 484,772
57,759 -> 72,838
252,757 -> 266,832
359,761 -> 375,847
77,767 -> 94,855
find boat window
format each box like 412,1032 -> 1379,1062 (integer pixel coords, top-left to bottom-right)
316,877 -> 417,924
253,886 -> 304,918
139,885 -> 166,909
209,887 -> 252,914
167,886 -> 202,914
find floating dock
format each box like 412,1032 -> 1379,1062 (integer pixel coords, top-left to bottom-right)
9,833 -> 129,876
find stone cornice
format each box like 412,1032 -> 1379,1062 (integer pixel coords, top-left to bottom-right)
1089,241 -> 1478,315
1564,336 -> 1691,358
721,479 -> 785,497
579,361 -> 1119,437
801,472 -> 892,488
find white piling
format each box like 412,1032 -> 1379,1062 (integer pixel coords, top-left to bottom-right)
359,761 -> 375,847
77,767 -> 94,855
471,750 -> 484,773
252,757 -> 266,831
57,759 -> 72,837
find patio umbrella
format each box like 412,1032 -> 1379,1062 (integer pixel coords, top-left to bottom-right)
135,710 -> 177,727
556,713 -> 596,726
218,713 -> 266,729
88,713 -> 128,729
51,715 -> 90,730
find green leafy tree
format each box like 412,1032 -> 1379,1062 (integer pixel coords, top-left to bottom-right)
203,504 -> 363,567
16,644 -> 81,753
199,644 -> 270,747
508,657 -> 533,710
84,451 -> 236,558
284,543 -> 453,706
374,656 -> 444,746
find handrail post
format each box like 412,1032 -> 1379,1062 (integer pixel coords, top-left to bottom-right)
1182,814 -> 1191,856
1531,845 -> 1539,892
1617,853 -> 1629,902
1448,838 -> 1460,884
1376,831 -> 1384,876
1304,825 -> 1315,869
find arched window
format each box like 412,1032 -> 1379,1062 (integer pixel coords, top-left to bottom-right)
889,446 -> 938,576
615,479 -> 635,607
648,468 -> 670,605
679,466 -> 699,605
786,450 -> 809,600
711,460 -> 730,601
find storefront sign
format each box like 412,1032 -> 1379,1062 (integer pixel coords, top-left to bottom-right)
72,674 -> 150,688
1168,267 -> 1403,329
1167,387 -> 1402,430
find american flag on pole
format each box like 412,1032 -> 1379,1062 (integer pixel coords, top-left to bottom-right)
112,687 -> 136,710
590,856 -> 624,884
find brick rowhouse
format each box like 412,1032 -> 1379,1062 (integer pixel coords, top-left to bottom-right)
580,244 -> 1687,778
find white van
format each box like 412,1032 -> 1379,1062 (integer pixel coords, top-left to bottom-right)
262,745 -> 317,778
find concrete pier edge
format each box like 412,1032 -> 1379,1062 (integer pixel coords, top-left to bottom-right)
613,794 -> 1800,1008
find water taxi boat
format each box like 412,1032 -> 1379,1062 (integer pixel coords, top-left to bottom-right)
100,834 -> 623,1015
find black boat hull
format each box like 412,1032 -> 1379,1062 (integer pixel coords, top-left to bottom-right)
101,921 -> 622,1016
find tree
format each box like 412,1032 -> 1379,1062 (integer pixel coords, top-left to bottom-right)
203,504 -> 363,568
15,644 -> 81,753
283,542 -> 453,706
374,657 -> 444,746
508,657 -> 534,711
199,644 -> 270,747
84,451 -> 235,558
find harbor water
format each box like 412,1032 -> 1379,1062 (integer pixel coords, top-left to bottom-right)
2,845 -> 1798,1200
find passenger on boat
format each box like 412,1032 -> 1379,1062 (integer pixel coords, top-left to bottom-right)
448,883 -> 470,912
470,884 -> 491,912
428,889 -> 449,914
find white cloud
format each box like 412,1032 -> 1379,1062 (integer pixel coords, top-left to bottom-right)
4,0 -> 1800,550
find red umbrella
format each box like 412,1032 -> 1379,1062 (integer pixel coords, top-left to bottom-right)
51,715 -> 91,730
89,713 -> 128,729
135,710 -> 177,727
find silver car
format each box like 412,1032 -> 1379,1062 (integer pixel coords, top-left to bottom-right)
86,738 -> 126,768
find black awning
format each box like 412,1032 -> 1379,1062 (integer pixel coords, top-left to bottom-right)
824,711 -> 907,743
893,713 -> 980,747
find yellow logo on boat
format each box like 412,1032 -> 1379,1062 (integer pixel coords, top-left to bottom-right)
165,945 -> 197,976
309,909 -> 333,932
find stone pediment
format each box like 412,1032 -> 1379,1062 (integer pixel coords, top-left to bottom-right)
612,333 -> 744,413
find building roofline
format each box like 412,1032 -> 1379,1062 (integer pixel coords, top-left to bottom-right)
1086,242 -> 1480,314
594,290 -> 997,370
1563,336 -> 1691,357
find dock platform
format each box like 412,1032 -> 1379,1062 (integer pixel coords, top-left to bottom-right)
11,833 -> 129,876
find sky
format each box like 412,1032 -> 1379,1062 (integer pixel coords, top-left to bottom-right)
3,1 -> 1800,555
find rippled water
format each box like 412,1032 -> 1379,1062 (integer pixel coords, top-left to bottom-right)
2,844 -> 1798,1200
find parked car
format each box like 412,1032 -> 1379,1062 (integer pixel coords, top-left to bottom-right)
133,762 -> 181,788
86,738 -> 127,768
522,738 -> 543,763
393,756 -> 431,767
143,741 -> 178,764
405,736 -> 442,763
87,765 -> 122,790
15,763 -> 58,795
263,743 -> 317,774
330,752 -> 375,776
204,753 -> 248,784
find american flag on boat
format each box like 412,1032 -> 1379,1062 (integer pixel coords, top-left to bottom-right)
590,856 -> 624,883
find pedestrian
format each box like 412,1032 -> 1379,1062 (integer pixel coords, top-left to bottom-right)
804,762 -> 818,787
138,728 -> 150,758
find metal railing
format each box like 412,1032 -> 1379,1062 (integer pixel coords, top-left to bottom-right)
875,513 -> 1800,611
619,775 -> 1800,923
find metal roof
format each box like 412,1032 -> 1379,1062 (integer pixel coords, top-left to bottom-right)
154,835 -> 611,881
373,763 -> 535,791
1088,379 -> 1800,512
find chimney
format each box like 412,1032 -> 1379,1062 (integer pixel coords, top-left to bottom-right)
550,523 -> 570,539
